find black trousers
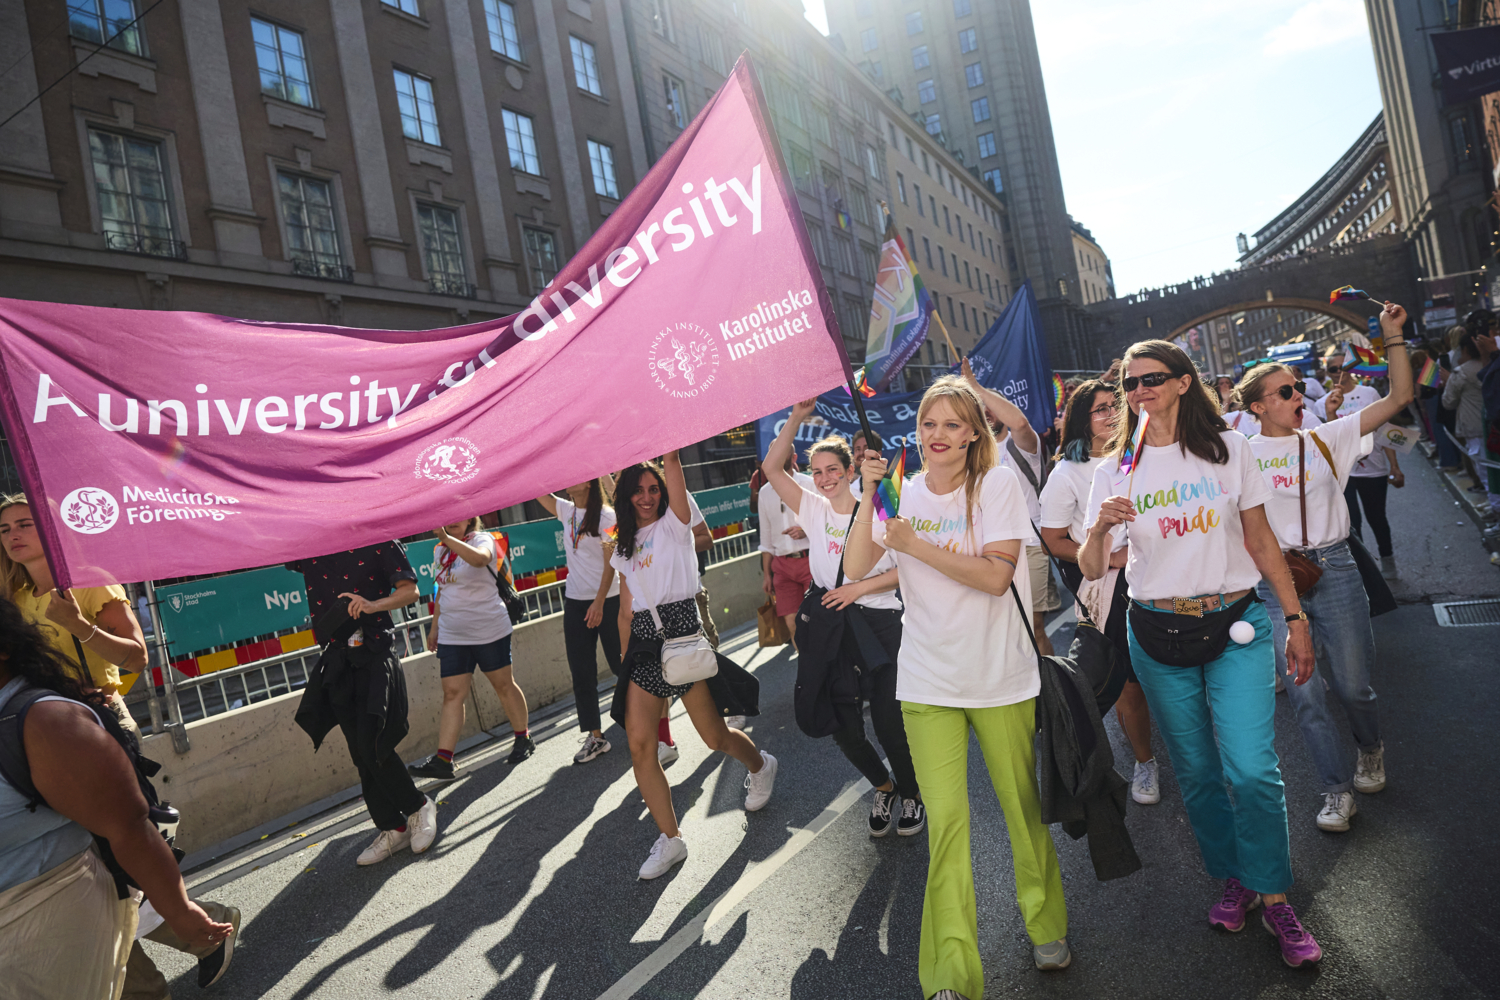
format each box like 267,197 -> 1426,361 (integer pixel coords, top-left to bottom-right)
332,659 -> 425,831
830,608 -> 921,800
564,595 -> 622,732
1344,475 -> 1392,557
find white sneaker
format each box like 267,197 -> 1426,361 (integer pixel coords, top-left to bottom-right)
725,715 -> 747,730
408,795 -> 438,854
1316,791 -> 1358,832
743,751 -> 778,811
638,832 -> 688,880
1131,759 -> 1161,805
574,732 -> 612,764
657,740 -> 679,766
1353,743 -> 1386,793
356,827 -> 412,865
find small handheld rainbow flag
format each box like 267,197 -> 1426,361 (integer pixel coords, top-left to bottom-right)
1117,409 -> 1150,491
873,447 -> 906,521
842,367 -> 878,398
1329,285 -> 1372,304
1052,373 -> 1066,411
1343,341 -> 1388,378
1417,355 -> 1439,387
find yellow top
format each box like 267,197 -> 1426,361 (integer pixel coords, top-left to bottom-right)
12,584 -> 131,694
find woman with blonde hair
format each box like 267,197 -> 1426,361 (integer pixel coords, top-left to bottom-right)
0,495 -> 146,726
408,515 -> 529,780
846,375 -> 1070,998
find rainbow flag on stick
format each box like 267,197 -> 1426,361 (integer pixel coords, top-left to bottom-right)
1343,342 -> 1388,378
1052,373 -> 1066,411
1329,285 -> 1373,304
873,447 -> 907,521
842,367 -> 878,398
1417,355 -> 1439,387
1117,409 -> 1150,493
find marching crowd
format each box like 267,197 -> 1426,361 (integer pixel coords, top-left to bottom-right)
4,298 -> 1498,1000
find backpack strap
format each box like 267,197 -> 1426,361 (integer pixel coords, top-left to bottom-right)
1006,436 -> 1045,494
834,501 -> 859,589
0,684 -> 56,812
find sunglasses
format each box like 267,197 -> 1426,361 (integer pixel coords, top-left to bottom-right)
1269,381 -> 1307,401
1121,371 -> 1183,393
1324,364 -> 1342,374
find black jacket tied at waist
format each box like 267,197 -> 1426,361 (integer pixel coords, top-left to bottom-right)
295,642 -> 411,766
1036,652 -> 1142,882
793,584 -> 896,739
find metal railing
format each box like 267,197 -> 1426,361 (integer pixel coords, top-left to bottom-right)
428,275 -> 477,298
105,230 -> 187,259
292,257 -> 355,282
130,528 -> 759,737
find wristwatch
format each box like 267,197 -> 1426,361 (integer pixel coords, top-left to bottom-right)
1285,611 -> 1309,624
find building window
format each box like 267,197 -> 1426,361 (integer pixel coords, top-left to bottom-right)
649,0 -> 674,41
587,139 -> 619,198
88,129 -> 178,256
864,145 -> 881,180
484,0 -> 522,60
569,36 -> 602,96
944,205 -> 951,233
953,0 -> 972,15
699,24 -> 727,74
922,236 -> 932,269
1451,111 -> 1477,164
664,73 -> 687,128
502,108 -> 541,174
905,11 -> 923,34
277,172 -> 345,277
938,245 -> 947,276
383,0 -> 419,14
912,44 -> 929,69
861,242 -> 878,280
252,18 -> 312,107
523,226 -> 560,289
896,172 -> 907,204
965,62 -> 983,88
914,183 -> 923,215
811,104 -> 832,146
418,203 -> 468,292
786,144 -> 813,193
835,235 -> 855,274
977,131 -> 996,158
925,113 -> 941,136
861,27 -> 878,52
984,168 -> 1002,193
971,96 -> 990,123
394,70 -> 441,145
918,79 -> 936,104
964,260 -> 971,287
806,220 -> 828,266
958,28 -> 977,52
69,0 -> 145,54
850,184 -> 870,224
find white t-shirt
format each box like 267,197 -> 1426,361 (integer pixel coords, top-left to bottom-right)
555,497 -> 621,601
1248,414 -> 1367,551
1224,410 -> 1260,437
758,475 -> 814,557
433,533 -> 512,645
1086,431 -> 1273,601
1039,456 -> 1123,550
610,508 -> 700,611
997,437 -> 1042,545
795,488 -> 901,610
871,467 -> 1037,708
1333,384 -> 1386,477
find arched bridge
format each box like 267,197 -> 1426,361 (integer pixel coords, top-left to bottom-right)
1082,233 -> 1420,368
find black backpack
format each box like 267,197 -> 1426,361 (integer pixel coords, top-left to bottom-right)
0,682 -> 182,899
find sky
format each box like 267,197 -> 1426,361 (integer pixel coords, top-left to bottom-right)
804,0 -> 1386,296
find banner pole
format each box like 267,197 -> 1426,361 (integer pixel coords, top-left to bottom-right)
847,384 -> 877,453
930,307 -> 960,363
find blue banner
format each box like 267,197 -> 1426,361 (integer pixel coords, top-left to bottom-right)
756,388 -> 923,464
961,280 -> 1057,431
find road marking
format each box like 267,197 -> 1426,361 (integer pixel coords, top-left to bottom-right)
1046,605 -> 1077,637
594,775 -> 874,1000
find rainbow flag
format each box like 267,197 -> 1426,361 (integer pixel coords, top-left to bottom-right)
1117,409 -> 1150,485
1329,285 -> 1372,304
863,213 -> 935,392
842,366 -> 878,398
1417,355 -> 1439,387
1052,373 -> 1066,411
1343,342 -> 1387,377
873,447 -> 906,521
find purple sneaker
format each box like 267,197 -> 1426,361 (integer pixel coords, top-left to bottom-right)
1208,878 -> 1262,932
1262,902 -> 1322,967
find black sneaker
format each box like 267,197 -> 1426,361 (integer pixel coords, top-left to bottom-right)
897,798 -> 926,837
408,755 -> 456,780
868,788 -> 895,838
507,735 -> 536,764
197,904 -> 241,987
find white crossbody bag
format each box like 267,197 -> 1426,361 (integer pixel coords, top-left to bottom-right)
644,602 -> 718,686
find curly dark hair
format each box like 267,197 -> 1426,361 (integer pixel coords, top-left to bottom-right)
613,462 -> 667,561
0,595 -> 107,710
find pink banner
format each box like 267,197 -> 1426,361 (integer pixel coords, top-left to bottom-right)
0,57 -> 849,588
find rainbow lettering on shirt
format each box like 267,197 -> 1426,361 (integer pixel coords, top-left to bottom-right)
908,514 -> 972,553
825,520 -> 847,556
1132,476 -> 1229,512
1157,506 -> 1221,538
1257,453 -> 1314,490
631,535 -> 655,572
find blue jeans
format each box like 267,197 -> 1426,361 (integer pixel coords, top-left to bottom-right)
1257,541 -> 1380,794
1128,600 -> 1293,894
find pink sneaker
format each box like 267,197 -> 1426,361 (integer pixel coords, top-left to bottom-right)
1262,902 -> 1322,967
1208,878 -> 1262,932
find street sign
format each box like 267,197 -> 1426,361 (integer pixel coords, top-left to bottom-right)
694,484 -> 752,529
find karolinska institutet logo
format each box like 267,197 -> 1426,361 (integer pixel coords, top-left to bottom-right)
649,322 -> 720,399
414,437 -> 481,485
61,487 -> 120,534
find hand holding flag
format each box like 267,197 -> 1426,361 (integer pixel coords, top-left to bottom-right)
1329,285 -> 1373,304
1117,409 -> 1150,494
872,447 -> 906,521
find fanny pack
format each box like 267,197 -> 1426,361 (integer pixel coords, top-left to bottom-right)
1127,591 -> 1259,668
645,602 -> 718,686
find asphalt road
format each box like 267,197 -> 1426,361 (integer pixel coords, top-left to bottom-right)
149,454 -> 1500,999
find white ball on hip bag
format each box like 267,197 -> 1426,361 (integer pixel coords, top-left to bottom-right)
1229,620 -> 1255,645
